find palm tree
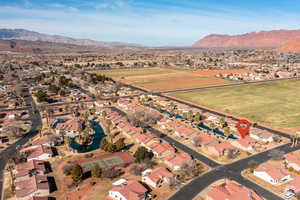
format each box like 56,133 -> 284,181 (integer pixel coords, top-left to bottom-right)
209,122 -> 217,131
6,161 -> 15,190
65,136 -> 71,150
45,107 -> 53,127
291,132 -> 299,147
104,119 -> 116,143
223,127 -> 231,139
59,130 -> 66,143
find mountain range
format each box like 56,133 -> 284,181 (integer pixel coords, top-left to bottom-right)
1,28 -> 300,53
0,28 -> 142,49
193,29 -> 300,52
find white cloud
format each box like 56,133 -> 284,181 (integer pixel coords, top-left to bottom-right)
0,3 -> 299,46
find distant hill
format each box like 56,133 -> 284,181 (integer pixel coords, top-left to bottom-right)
0,39 -> 103,54
0,28 -> 143,49
193,30 -> 300,49
276,36 -> 300,53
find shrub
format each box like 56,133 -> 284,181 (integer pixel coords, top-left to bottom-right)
63,165 -> 73,176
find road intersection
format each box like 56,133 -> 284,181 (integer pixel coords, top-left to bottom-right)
0,79 -> 298,200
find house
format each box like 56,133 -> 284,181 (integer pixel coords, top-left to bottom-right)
230,136 -> 256,153
174,126 -> 198,138
156,117 -> 169,126
117,99 -> 132,110
94,100 -> 109,107
15,160 -> 47,180
142,167 -> 174,188
135,133 -> 156,146
206,180 -> 264,200
55,117 -> 83,137
28,197 -> 49,200
253,163 -> 292,185
206,142 -> 237,157
15,175 -> 50,200
285,176 -> 300,194
83,101 -> 95,109
176,104 -> 190,113
7,111 -> 21,119
21,145 -> 53,161
108,180 -> 148,200
164,152 -> 192,171
250,131 -> 274,143
148,141 -> 175,158
191,134 -> 216,147
123,126 -> 143,138
51,106 -> 63,114
160,120 -> 182,131
285,153 -> 300,171
31,134 -> 60,146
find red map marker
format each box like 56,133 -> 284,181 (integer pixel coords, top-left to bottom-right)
236,119 -> 251,138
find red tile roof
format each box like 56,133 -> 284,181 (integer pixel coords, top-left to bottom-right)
56,117 -> 83,132
175,126 -> 197,137
149,141 -> 175,155
143,167 -> 173,184
15,175 -> 49,198
110,180 -> 148,200
255,163 -> 289,180
164,152 -> 192,168
207,180 -> 263,200
286,176 -> 300,193
285,153 -> 300,167
16,160 -> 46,178
21,145 -> 53,160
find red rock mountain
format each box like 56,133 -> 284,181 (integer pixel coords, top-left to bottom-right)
193,30 -> 300,48
276,36 -> 300,52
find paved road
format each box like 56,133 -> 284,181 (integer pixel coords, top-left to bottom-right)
112,105 -> 296,200
111,107 -> 220,168
0,88 -> 42,200
0,77 -> 298,200
170,143 -> 300,200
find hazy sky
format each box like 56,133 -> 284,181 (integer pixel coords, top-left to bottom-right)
0,0 -> 300,46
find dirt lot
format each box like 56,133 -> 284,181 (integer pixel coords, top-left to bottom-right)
98,67 -> 234,92
193,69 -> 253,76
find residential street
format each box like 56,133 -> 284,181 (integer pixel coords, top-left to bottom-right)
111,107 -> 298,200
0,88 -> 42,200
0,78 -> 298,200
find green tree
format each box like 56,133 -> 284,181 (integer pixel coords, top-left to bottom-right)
48,84 -> 60,94
223,127 -> 232,139
59,90 -> 66,96
100,138 -> 109,150
104,119 -> 116,143
71,165 -> 83,183
187,110 -> 194,121
91,164 -> 102,178
194,112 -> 202,123
106,143 -> 117,153
115,138 -> 126,151
219,117 -> 228,128
134,146 -> 153,163
34,90 -> 48,102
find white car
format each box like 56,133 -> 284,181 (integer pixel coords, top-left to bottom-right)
283,190 -> 295,199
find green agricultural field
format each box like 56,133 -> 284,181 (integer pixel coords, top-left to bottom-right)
170,79 -> 300,129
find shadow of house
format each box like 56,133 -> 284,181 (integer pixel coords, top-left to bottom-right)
47,176 -> 57,193
51,147 -> 59,157
44,161 -> 52,173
